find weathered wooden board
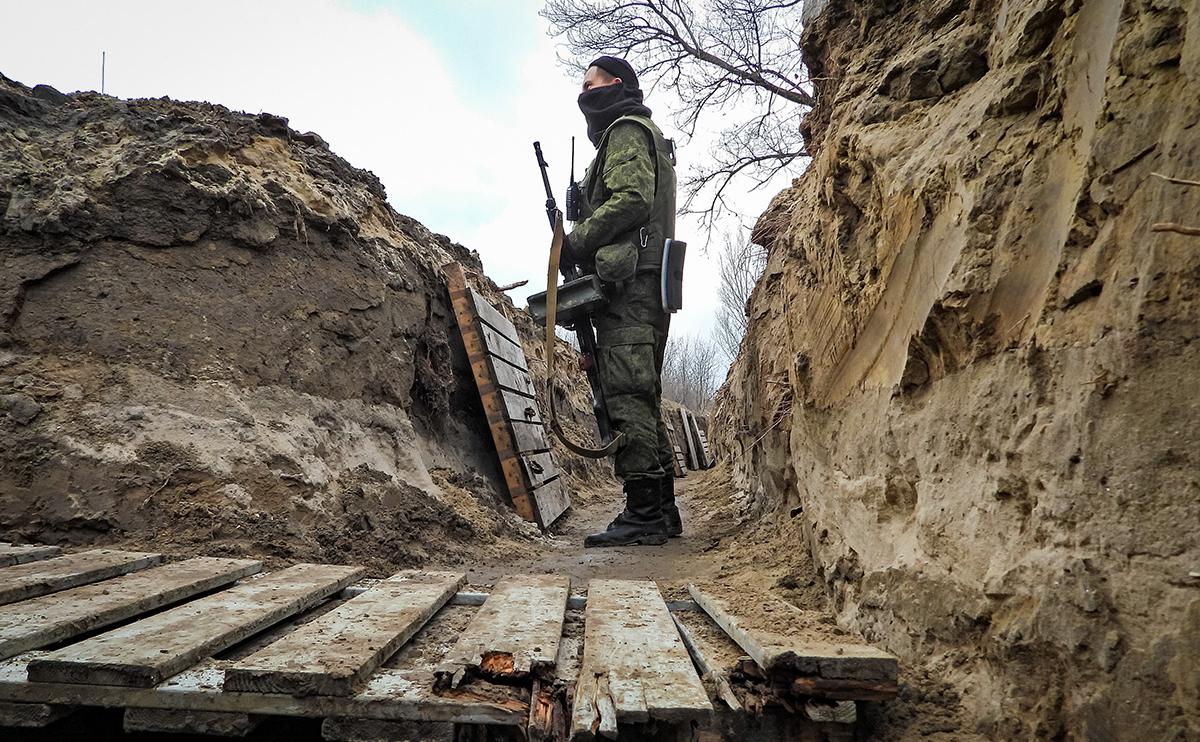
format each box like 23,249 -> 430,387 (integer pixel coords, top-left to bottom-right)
518,451 -> 559,489
672,445 -> 686,478
0,699 -> 72,727
27,563 -> 366,687
572,580 -> 711,738
476,322 -> 527,370
491,389 -> 544,425
510,420 -> 550,454
436,574 -> 569,687
529,478 -> 570,529
678,408 -> 699,470
0,544 -> 61,567
0,656 -> 529,726
489,358 -> 537,398
224,570 -> 464,696
124,707 -> 261,736
685,412 -> 711,469
467,287 -> 520,344
445,262 -> 568,530
0,557 -> 262,660
671,613 -> 741,710
688,585 -> 899,681
0,549 -> 163,606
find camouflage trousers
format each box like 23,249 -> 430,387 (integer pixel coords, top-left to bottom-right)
593,273 -> 675,482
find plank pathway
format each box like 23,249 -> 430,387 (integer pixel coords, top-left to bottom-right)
225,570 -> 463,696
0,547 -> 899,739
0,549 -> 162,606
436,574 -> 569,687
0,557 -> 262,661
28,563 -> 365,687
572,579 -> 713,739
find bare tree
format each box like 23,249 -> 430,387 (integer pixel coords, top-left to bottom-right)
541,0 -> 812,232
713,231 -> 768,362
661,332 -> 721,411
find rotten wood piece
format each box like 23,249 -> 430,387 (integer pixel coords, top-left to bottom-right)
0,557 -> 262,660
225,570 -> 464,696
571,580 -> 712,739
27,563 -> 366,687
689,584 -> 899,683
445,262 -> 569,529
0,543 -> 61,567
677,408 -> 699,470
0,549 -> 163,605
436,574 -> 569,689
0,656 -> 529,726
123,707 -> 261,736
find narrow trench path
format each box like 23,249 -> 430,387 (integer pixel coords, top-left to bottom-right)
466,470 -> 734,592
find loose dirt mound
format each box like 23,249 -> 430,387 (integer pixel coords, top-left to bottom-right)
715,0 -> 1199,739
0,74 -> 609,572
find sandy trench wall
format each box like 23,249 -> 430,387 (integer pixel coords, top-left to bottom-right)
0,76 -> 607,570
715,0 -> 1199,738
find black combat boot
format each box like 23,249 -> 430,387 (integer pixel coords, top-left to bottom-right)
585,479 -> 668,547
660,475 -> 683,537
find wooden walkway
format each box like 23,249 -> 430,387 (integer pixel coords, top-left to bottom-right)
0,546 -> 898,739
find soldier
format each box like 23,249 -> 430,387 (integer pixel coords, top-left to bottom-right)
560,56 -> 680,547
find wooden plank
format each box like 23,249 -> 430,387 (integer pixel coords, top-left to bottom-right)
489,358 -> 536,398
0,699 -> 72,727
436,574 -> 569,687
0,557 -> 262,661
672,445 -> 685,478
678,409 -> 699,470
530,478 -> 570,529
27,563 -> 366,687
224,570 -> 464,696
466,287 -> 520,344
688,584 -> 899,681
510,420 -> 550,454
491,389 -> 544,425
686,413 -> 710,469
0,544 -> 61,567
124,707 -> 261,736
519,452 -> 558,489
477,323 -> 528,370
671,614 -> 741,710
572,580 -> 711,739
0,655 -> 528,726
0,549 -> 163,605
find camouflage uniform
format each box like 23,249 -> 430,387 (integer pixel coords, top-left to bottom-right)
569,115 -> 677,482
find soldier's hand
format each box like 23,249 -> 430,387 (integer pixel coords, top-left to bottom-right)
559,234 -> 578,279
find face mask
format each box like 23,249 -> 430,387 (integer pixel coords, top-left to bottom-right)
577,84 -> 651,147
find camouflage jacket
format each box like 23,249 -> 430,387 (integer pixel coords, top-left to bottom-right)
569,116 -> 676,284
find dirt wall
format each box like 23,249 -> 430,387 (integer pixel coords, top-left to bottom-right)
714,0 -> 1199,738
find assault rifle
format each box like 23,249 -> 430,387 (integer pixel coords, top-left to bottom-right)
528,141 -> 616,452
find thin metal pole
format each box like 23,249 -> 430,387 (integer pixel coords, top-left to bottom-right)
101,51 -> 106,94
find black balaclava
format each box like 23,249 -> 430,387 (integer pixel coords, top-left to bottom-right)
578,55 -> 652,148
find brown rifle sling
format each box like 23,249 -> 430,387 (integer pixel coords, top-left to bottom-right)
544,210 -> 622,459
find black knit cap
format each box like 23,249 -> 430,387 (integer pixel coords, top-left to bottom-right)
589,55 -> 639,90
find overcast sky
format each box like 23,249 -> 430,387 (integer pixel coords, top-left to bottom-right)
0,0 -> 793,342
